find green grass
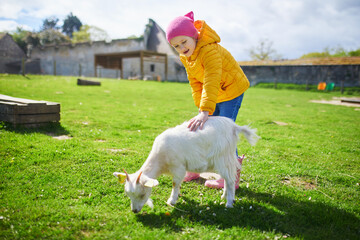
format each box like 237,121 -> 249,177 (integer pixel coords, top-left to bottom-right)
0,74 -> 359,240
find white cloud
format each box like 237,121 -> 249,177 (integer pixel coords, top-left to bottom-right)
0,19 -> 32,32
0,0 -> 359,60
0,1 -> 24,19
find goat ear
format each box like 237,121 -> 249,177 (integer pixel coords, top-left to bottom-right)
143,178 -> 159,188
113,172 -> 127,184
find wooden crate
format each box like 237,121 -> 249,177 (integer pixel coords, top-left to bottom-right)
0,94 -> 60,127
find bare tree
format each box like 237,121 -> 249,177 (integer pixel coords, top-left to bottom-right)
41,17 -> 60,31
249,39 -> 282,61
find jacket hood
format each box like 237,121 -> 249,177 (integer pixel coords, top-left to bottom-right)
190,20 -> 221,60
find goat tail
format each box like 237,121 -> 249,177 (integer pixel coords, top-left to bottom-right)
236,125 -> 260,146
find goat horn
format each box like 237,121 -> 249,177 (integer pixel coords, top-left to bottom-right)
123,168 -> 130,181
136,171 -> 143,184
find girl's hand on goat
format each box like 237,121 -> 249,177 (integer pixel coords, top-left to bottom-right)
188,111 -> 209,131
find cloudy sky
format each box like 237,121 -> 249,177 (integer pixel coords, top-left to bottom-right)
0,0 -> 359,60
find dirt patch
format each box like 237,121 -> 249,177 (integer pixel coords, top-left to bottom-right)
46,132 -> 72,140
273,121 -> 289,126
105,148 -> 139,155
107,148 -> 124,153
281,176 -> 317,190
52,135 -> 73,140
310,97 -> 360,108
266,121 -> 289,126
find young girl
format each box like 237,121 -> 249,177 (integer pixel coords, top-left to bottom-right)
166,11 -> 250,189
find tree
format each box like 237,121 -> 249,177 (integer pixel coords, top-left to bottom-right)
86,25 -> 109,41
72,25 -> 91,42
39,29 -> 70,45
249,39 -> 282,61
25,32 -> 40,48
10,27 -> 28,52
300,46 -> 360,59
38,16 -> 70,45
62,13 -> 82,38
349,49 -> 360,57
41,16 -> 60,31
331,46 -> 348,57
300,50 -> 331,59
11,27 -> 40,54
72,25 -> 109,43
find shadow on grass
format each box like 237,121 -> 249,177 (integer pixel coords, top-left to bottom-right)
136,188 -> 359,239
1,122 -> 70,137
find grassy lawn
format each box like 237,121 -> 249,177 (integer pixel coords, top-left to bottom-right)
0,74 -> 359,240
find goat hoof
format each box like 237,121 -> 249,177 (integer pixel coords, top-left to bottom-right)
167,199 -> 177,206
225,203 -> 234,208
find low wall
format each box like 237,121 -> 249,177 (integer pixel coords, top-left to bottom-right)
241,65 -> 360,87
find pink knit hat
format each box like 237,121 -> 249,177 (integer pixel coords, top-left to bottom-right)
166,11 -> 198,43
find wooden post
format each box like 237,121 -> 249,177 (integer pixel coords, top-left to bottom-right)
21,58 -> 25,76
53,60 -> 56,76
164,54 -> 168,81
358,66 -> 360,89
140,51 -> 144,80
306,79 -> 309,91
94,57 -> 98,77
305,66 -> 309,91
120,58 -> 123,79
272,67 -> 277,89
342,68 -> 351,94
305,67 -> 309,91
79,64 -> 82,76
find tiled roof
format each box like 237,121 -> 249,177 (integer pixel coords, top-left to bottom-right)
238,57 -> 360,66
0,33 -> 7,40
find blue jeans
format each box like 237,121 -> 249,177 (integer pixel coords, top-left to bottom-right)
211,93 -> 244,157
212,94 -> 244,122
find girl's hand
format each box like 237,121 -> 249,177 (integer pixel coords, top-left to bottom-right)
187,111 -> 209,131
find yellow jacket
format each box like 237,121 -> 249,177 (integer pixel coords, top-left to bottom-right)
180,20 -> 249,115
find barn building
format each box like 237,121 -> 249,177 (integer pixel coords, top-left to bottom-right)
30,19 -> 187,81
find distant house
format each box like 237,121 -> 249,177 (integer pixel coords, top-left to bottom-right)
30,19 -> 187,81
0,33 -> 26,74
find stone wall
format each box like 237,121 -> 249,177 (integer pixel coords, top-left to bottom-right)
242,65 -> 360,87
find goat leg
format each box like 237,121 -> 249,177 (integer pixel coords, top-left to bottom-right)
167,179 -> 182,205
224,178 -> 235,208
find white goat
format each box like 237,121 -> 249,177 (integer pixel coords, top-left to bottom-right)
113,116 -> 259,213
